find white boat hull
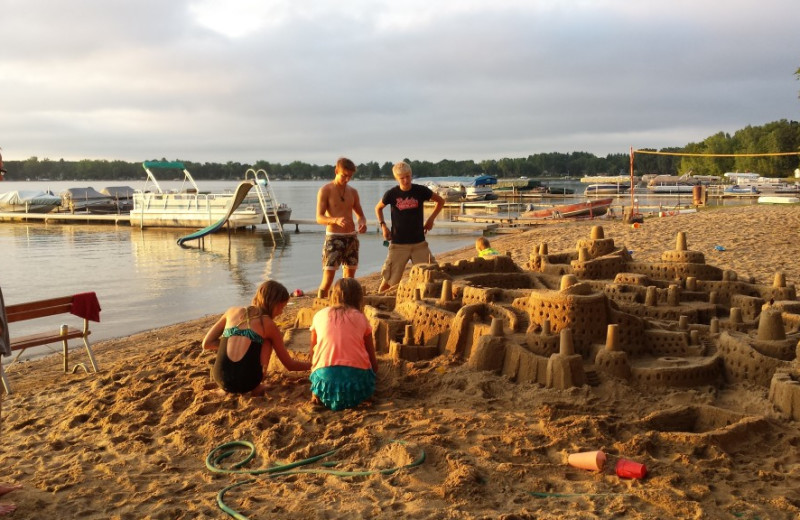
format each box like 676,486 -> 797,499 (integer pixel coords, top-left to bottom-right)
584,184 -> 629,195
758,196 -> 800,204
130,192 -> 289,228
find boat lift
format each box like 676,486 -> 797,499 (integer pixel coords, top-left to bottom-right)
245,168 -> 285,242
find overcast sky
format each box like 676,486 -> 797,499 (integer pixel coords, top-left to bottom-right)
2,0 -> 799,165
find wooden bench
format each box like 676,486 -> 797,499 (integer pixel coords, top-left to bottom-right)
1,293 -> 101,394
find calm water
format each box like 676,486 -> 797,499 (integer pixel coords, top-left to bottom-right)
0,179 -> 483,356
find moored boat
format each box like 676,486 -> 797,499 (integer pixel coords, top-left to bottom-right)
420,175 -> 498,201
129,161 -> 291,229
723,185 -> 760,196
0,190 -> 62,213
758,195 -> 800,204
61,187 -> 133,214
494,178 -> 548,194
584,183 -> 629,195
520,198 -> 613,219
647,174 -> 699,194
424,183 -> 462,202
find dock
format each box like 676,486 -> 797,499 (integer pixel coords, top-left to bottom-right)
0,211 -> 131,224
0,212 -> 499,233
426,200 -> 528,211
284,219 -> 499,233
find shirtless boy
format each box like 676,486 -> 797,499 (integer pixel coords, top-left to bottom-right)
316,158 -> 368,298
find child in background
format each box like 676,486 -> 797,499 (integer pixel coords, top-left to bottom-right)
475,237 -> 500,258
309,278 -> 378,411
203,280 -> 311,396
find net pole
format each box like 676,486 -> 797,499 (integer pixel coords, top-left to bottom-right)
629,146 -> 635,218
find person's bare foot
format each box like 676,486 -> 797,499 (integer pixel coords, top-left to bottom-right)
0,503 -> 17,516
309,394 -> 326,410
0,485 -> 20,498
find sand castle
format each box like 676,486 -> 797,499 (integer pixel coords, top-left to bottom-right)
297,226 -> 800,422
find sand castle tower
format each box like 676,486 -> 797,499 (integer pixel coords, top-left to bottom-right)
594,324 -> 631,379
545,328 -> 587,389
569,226 -> 629,280
627,231 -> 723,283
523,274 -> 608,357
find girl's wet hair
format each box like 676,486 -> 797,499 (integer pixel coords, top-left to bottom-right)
329,278 -> 364,311
252,280 -> 289,316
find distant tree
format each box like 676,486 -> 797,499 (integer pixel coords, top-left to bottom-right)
4,118 -> 798,181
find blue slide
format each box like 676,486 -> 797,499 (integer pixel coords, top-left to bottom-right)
177,181 -> 255,246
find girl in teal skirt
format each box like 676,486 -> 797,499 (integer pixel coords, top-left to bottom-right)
309,278 -> 378,410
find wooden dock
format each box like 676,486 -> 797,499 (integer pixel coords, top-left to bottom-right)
284,219 -> 498,233
0,212 -> 499,233
428,200 -> 528,212
0,211 -> 131,224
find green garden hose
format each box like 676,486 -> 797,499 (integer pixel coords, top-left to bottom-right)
207,439 -> 426,519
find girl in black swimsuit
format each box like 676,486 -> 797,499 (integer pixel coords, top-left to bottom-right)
202,281 -> 311,396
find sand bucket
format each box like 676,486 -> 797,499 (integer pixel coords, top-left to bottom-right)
567,450 -> 606,471
615,458 -> 647,479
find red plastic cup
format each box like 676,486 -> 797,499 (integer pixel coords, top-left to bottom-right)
615,458 -> 647,479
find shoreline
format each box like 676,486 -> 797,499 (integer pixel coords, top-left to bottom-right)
3,204 -> 800,518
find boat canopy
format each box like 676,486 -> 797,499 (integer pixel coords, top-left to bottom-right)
101,186 -> 136,199
0,190 -> 61,206
143,161 -> 186,170
141,161 -> 198,194
61,187 -> 112,201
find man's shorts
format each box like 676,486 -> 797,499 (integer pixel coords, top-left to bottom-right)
380,241 -> 435,287
322,233 -> 359,270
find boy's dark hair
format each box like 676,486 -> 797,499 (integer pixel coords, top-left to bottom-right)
336,157 -> 356,172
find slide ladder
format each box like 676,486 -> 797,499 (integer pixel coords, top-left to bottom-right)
245,168 -> 285,242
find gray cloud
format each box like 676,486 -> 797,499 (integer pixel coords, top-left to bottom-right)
1,0 -> 798,165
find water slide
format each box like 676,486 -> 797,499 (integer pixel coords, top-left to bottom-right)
176,181 -> 255,246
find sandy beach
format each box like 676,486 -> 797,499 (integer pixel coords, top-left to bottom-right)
2,203 -> 800,519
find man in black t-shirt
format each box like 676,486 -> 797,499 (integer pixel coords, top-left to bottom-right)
375,161 -> 445,292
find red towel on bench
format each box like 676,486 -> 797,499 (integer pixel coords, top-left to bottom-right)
70,292 -> 101,322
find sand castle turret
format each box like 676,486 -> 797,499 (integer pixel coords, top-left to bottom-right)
757,308 -> 786,341
769,369 -> 800,421
595,324 -> 631,379
546,328 -> 586,389
467,318 -> 507,372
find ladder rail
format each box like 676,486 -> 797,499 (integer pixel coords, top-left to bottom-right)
244,168 -> 285,241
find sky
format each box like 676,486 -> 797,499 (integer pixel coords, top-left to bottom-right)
2,0 -> 799,166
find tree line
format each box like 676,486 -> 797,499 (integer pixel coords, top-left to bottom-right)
4,119 -> 799,182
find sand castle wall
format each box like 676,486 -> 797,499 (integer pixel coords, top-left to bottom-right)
518,286 -> 607,358
630,355 -> 723,388
769,368 -> 800,421
717,331 -> 792,387
571,254 -> 627,280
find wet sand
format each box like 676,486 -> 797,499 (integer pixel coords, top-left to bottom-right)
2,203 -> 800,519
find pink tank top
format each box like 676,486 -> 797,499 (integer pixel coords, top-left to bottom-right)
310,307 -> 372,371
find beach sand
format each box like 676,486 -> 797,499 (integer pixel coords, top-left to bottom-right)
2,204 -> 800,519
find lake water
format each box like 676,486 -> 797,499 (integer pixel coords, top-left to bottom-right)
0,179 -> 486,356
